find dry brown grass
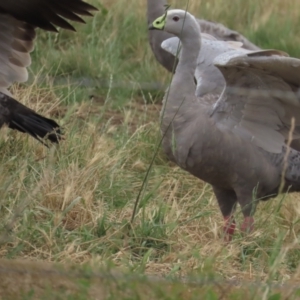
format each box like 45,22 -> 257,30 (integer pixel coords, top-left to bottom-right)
0,0 -> 300,298
3,80 -> 300,293
4,258 -> 298,300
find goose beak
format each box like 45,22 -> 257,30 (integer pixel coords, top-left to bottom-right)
148,23 -> 156,30
149,14 -> 166,30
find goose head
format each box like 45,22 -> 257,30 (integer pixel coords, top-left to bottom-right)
149,9 -> 199,37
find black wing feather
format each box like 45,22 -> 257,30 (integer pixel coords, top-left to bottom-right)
0,92 -> 62,146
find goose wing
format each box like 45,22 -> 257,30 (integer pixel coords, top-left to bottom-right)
0,0 -> 97,32
211,49 -> 300,154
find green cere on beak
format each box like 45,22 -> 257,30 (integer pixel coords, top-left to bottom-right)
149,14 -> 167,30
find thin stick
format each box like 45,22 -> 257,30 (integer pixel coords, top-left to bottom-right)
131,1 -> 190,223
279,117 -> 295,194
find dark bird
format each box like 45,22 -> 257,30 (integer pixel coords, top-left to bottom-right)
0,0 -> 97,145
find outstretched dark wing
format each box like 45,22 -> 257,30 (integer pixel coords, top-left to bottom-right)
0,0 -> 98,32
0,0 -> 97,145
0,92 -> 61,145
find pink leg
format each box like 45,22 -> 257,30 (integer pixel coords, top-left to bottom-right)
223,216 -> 236,241
240,216 -> 254,234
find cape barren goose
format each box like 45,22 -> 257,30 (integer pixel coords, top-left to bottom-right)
149,9 -> 300,240
147,0 -> 260,72
0,0 -> 97,145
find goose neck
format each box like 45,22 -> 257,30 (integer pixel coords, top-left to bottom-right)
169,27 -> 201,100
147,0 -> 166,23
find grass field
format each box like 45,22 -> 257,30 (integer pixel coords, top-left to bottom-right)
1,0 -> 300,298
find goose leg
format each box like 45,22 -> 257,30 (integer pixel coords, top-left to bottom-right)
236,191 -> 256,234
240,216 -> 254,233
212,186 -> 237,241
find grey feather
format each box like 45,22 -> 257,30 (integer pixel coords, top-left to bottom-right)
212,51 -> 300,154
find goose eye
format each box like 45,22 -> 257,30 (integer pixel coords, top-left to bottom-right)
173,16 -> 179,22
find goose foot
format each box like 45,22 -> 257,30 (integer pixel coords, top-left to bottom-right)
223,216 -> 236,241
240,216 -> 254,234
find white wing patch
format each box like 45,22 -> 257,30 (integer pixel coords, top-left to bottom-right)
161,37 -> 181,57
